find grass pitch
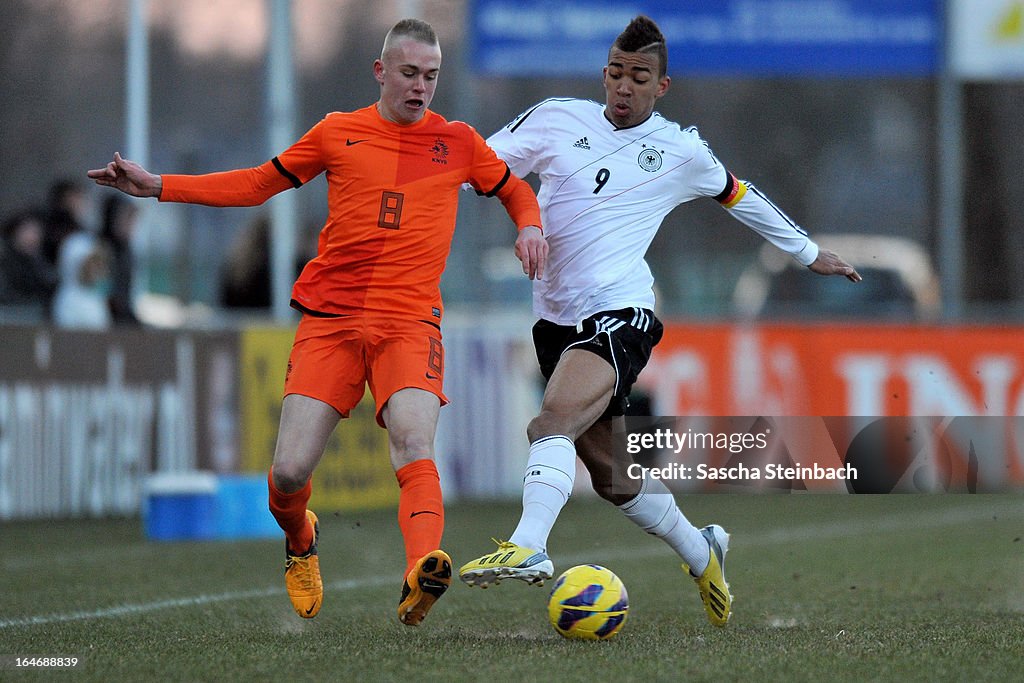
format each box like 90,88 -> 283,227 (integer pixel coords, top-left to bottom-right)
2,494 -> 1022,682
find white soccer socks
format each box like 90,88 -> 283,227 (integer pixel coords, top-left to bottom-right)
507,436 -> 711,576
617,474 -> 711,576
508,435 -> 577,553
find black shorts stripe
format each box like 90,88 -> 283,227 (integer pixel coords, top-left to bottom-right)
272,156 -> 302,189
630,307 -> 651,331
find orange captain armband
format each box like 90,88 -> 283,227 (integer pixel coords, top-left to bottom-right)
715,172 -> 747,209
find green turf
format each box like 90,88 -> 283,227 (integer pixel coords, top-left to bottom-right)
2,494 -> 1022,682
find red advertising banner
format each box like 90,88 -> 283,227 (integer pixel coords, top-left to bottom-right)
640,323 -> 1024,417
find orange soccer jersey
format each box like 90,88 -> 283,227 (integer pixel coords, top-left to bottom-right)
160,104 -> 541,320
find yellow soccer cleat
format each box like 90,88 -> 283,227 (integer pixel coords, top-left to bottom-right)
459,540 -> 554,588
682,524 -> 732,627
398,549 -> 452,626
284,510 -> 323,618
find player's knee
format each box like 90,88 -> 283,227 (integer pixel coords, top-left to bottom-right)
587,470 -> 636,506
271,461 -> 311,493
389,431 -> 435,465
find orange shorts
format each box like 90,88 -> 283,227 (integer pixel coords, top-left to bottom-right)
284,314 -> 448,427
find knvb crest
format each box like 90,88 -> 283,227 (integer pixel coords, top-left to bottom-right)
638,144 -> 663,172
431,138 -> 449,165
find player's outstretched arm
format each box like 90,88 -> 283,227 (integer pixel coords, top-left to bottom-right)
87,152 -> 162,198
515,225 -> 547,280
808,249 -> 862,282
492,170 -> 546,280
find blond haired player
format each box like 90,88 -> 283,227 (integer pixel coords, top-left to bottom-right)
89,19 -> 546,627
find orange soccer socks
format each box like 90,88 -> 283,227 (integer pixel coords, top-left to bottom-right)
395,458 -> 445,576
267,469 -> 314,554
395,459 -> 450,626
268,470 -> 322,618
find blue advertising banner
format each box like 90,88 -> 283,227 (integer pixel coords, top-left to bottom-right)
470,0 -> 941,77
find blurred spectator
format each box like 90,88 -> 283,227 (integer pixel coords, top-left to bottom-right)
42,178 -> 91,266
0,209 -> 59,308
219,215 -> 317,309
219,215 -> 271,308
99,195 -> 141,325
52,232 -> 111,330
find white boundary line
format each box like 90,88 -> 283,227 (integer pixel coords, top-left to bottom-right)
0,577 -> 394,630
1,503 -> 1018,630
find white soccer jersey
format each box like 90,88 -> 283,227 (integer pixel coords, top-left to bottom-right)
487,98 -> 819,325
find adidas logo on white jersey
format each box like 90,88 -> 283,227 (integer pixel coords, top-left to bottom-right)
572,137 -> 590,150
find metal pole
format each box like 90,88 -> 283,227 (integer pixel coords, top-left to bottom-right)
266,0 -> 298,322
937,0 -> 965,321
126,0 -> 151,308
126,0 -> 149,169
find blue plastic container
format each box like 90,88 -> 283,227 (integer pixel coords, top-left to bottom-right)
144,472 -> 219,541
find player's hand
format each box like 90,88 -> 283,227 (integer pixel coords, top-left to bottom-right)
87,152 -> 162,198
515,225 -> 547,280
808,249 -> 862,282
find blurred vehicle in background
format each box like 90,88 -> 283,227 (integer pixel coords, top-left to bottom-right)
732,234 -> 940,321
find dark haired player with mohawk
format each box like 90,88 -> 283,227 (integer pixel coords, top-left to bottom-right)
89,18 -> 546,628
459,15 -> 860,627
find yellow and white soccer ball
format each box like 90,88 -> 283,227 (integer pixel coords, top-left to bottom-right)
547,564 -> 629,640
